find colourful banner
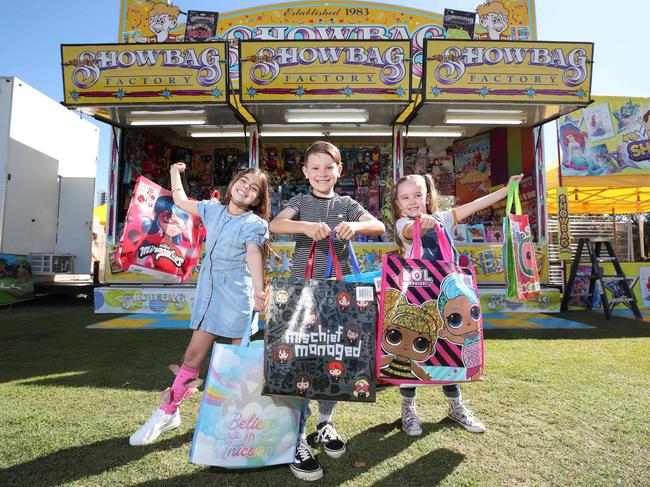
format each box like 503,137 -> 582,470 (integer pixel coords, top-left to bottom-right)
481,287 -> 560,313
0,254 -> 33,306
61,42 -> 228,105
240,40 -> 410,102
424,40 -> 593,103
558,96 -> 650,179
94,287 -> 195,313
119,1 -> 537,87
556,187 -> 572,260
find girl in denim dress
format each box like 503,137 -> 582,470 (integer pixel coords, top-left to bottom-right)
130,163 -> 271,446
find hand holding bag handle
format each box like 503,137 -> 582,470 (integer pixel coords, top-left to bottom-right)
410,217 -> 455,262
325,230 -> 362,279
305,237 -> 343,280
505,179 -> 523,216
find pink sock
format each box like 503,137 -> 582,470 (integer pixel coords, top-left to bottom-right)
160,363 -> 199,414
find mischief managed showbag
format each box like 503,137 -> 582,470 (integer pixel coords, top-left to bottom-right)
503,180 -> 541,300
114,176 -> 205,283
190,313 -> 302,468
377,219 -> 484,385
263,238 -> 377,402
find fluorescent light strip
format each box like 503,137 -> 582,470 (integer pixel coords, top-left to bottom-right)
408,131 -> 464,137
129,109 -> 205,116
286,116 -> 368,123
446,109 -> 524,115
328,131 -> 392,137
129,118 -> 206,126
445,117 -> 523,125
261,131 -> 324,137
189,131 -> 243,138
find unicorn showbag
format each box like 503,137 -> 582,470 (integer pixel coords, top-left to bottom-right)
503,181 -> 541,300
114,176 -> 205,283
191,315 -> 302,468
377,219 -> 484,385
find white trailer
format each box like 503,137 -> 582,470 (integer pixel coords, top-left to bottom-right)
0,77 -> 99,277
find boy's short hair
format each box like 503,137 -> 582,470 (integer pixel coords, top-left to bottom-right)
304,140 -> 341,165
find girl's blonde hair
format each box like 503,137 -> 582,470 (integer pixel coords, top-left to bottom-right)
390,174 -> 440,254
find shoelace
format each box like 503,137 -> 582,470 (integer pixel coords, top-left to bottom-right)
295,441 -> 314,462
452,401 -> 477,423
403,406 -> 419,427
317,423 -> 341,443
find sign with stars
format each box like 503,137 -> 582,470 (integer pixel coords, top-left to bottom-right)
240,40 -> 411,102
424,39 -> 593,104
61,42 -> 228,106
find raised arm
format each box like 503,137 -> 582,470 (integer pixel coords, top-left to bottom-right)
169,162 -> 199,216
455,174 -> 523,222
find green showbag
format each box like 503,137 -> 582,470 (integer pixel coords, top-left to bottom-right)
503,181 -> 541,300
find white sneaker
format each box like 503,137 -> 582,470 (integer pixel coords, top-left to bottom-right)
401,402 -> 422,436
447,400 -> 486,433
129,408 -> 181,445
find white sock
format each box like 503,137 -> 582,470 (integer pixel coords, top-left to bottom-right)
448,396 -> 463,408
318,413 -> 332,425
299,432 -> 307,441
402,397 -> 417,408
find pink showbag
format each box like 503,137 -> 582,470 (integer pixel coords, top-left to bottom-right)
114,176 -> 206,283
377,219 -> 484,385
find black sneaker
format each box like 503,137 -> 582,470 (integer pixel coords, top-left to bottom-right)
316,421 -> 347,458
290,439 -> 323,481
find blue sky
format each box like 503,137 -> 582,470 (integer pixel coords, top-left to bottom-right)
2,0 -> 648,194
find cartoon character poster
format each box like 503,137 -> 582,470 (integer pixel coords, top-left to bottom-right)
639,266 -> 650,308
453,134 -> 491,205
114,176 -> 205,283
378,255 -> 484,385
559,96 -> 650,178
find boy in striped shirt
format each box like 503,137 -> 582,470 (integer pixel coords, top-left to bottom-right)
270,141 -> 385,481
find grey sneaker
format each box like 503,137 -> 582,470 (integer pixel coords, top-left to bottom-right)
401,402 -> 422,436
129,408 -> 181,445
448,400 -> 486,433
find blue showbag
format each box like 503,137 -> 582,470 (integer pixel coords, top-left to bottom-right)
190,314 -> 302,468
325,233 -> 382,285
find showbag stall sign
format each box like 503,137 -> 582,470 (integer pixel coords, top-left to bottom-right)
61,42 -> 228,105
424,40 -> 593,104
240,40 -> 411,102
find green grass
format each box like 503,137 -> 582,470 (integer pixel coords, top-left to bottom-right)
1,296 -> 649,486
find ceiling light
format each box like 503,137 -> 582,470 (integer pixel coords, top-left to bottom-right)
444,117 -> 524,125
285,108 -> 368,123
327,130 -> 392,137
407,127 -> 465,137
261,130 -> 325,137
129,109 -> 205,116
446,109 -> 524,115
128,118 -> 206,126
188,129 -> 243,138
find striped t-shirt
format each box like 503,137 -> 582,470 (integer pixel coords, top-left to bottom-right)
287,193 -> 368,278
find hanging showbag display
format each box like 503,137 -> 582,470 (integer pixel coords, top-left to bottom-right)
377,219 -> 484,385
503,181 -> 541,300
190,314 -> 302,468
264,238 -> 377,402
114,176 -> 205,283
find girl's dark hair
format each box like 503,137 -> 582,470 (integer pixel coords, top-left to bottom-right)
222,168 -> 271,220
390,174 -> 440,254
222,168 -> 273,259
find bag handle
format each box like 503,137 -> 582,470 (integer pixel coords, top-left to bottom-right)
505,180 -> 522,216
325,230 -> 362,278
410,217 -> 455,262
240,312 -> 259,348
305,236 -> 343,280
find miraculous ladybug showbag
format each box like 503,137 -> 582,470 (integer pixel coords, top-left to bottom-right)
114,176 -> 205,283
263,238 -> 377,402
503,181 -> 541,300
377,219 -> 484,385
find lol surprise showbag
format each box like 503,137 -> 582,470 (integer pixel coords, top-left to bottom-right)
377,219 -> 484,385
114,176 -> 205,283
